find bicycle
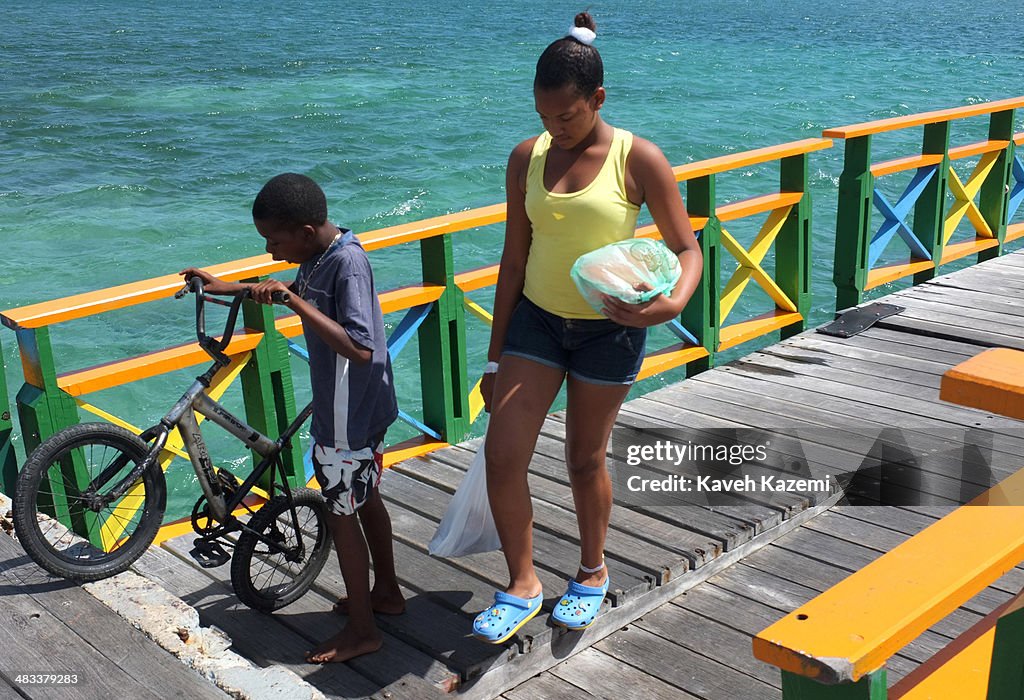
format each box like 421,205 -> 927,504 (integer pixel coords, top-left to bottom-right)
13,279 -> 331,612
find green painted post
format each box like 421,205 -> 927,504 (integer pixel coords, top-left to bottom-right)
778,153 -> 812,340
683,174 -> 718,376
0,336 -> 19,496
986,595 -> 1024,700
239,293 -> 302,489
912,121 -> 951,285
418,234 -> 470,444
979,109 -> 1016,262
780,669 -> 887,700
13,327 -> 100,546
13,328 -> 80,455
832,136 -> 873,311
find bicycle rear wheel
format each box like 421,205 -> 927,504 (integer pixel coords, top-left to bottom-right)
231,488 -> 331,612
13,423 -> 166,581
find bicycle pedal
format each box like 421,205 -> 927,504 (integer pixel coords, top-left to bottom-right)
189,539 -> 230,568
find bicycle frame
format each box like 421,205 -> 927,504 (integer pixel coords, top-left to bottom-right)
93,279 -> 311,530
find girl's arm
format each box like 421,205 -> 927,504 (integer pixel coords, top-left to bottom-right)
481,138 -> 536,410
602,138 -> 703,327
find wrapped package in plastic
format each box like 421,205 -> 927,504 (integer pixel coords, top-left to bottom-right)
570,238 -> 681,313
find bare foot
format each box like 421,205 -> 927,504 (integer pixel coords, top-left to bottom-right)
306,626 -> 383,664
332,586 -> 406,616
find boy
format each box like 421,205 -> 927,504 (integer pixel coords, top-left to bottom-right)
181,173 -> 403,663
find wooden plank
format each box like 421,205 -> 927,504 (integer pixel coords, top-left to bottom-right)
719,311 -> 804,352
549,647 -> 702,699
541,413 -> 799,521
716,191 -> 804,222
432,444 -> 723,569
728,351 -> 1024,439
381,468 -> 654,601
877,313 -> 1024,353
531,429 -> 772,551
0,547 -> 164,700
594,624 -> 778,699
810,326 -> 980,364
888,292 -> 1024,334
752,503 -> 1024,684
0,536 -> 227,700
897,284 -> 1024,320
822,97 -> 1024,139
947,139 -> 1011,161
680,371 -> 1018,497
130,543 -> 382,699
870,153 -> 944,177
671,137 -> 833,181
790,333 -> 975,378
636,601 -> 781,686
501,672 -> 595,700
624,390 -> 978,507
394,453 -> 688,585
687,365 -> 1024,471
378,488 -> 558,653
695,363 -> 1024,458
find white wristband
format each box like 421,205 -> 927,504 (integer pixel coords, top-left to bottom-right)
483,361 -> 499,375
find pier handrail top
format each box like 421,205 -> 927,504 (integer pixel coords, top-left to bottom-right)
671,137 -> 833,181
823,95 -> 1024,139
752,468 -> 1024,685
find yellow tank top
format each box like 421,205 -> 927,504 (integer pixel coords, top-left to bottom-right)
523,128 -> 641,319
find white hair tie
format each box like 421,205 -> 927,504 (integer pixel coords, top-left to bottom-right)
568,26 -> 596,45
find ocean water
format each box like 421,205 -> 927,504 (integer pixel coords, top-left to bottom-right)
3,0 -> 1023,519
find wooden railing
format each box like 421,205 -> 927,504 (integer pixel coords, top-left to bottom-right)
826,96 -> 1024,309
0,136 -> 831,543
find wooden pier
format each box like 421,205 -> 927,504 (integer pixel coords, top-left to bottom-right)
3,91 -> 1023,697
3,248 -> 1019,699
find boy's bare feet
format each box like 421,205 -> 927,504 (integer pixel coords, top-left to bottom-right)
332,585 -> 406,616
306,626 -> 383,664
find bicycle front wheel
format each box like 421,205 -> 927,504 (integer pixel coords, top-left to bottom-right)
231,488 -> 331,612
13,423 -> 166,581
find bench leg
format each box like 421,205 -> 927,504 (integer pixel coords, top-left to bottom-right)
781,669 -> 887,699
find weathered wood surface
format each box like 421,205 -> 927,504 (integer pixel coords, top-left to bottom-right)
5,250 -> 1024,699
0,533 -> 228,700
507,507 -> 1024,698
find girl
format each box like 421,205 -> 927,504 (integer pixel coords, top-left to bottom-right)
472,12 -> 703,643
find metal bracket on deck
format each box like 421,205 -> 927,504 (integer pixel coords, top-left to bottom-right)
817,302 -> 905,338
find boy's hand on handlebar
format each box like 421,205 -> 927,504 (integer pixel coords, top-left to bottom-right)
250,279 -> 293,307
179,267 -> 233,295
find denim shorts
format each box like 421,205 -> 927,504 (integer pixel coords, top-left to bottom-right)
502,297 -> 647,385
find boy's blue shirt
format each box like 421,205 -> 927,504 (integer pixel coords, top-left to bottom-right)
295,227 -> 398,450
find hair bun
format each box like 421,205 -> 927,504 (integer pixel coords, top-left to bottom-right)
574,11 -> 596,31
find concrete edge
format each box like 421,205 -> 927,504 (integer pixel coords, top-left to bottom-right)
0,491 -> 328,700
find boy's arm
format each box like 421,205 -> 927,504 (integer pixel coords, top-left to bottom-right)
252,278 -> 372,365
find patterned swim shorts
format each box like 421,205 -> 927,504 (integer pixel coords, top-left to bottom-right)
311,436 -> 384,516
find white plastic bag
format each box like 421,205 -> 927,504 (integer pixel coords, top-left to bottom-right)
428,439 -> 502,557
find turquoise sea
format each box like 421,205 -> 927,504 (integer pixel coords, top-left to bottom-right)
3,0 -> 1023,519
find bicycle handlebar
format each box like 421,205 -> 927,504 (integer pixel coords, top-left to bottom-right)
177,277 -> 290,365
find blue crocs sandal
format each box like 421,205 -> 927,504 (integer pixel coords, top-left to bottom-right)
550,577 -> 610,630
472,591 -> 544,644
